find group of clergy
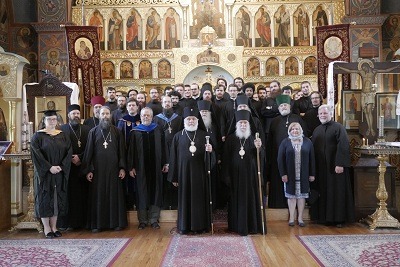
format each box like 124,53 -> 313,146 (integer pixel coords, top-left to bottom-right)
31,78 -> 355,238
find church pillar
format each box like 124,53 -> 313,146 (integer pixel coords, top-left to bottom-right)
309,11 -> 313,46
251,13 -> 255,48
290,13 -> 294,46
226,4 -> 233,39
271,13 -> 275,47
142,18 -> 146,50
122,18 -> 127,50
161,17 -> 165,50
104,18 -> 109,50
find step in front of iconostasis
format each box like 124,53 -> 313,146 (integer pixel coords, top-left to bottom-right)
127,207 -> 311,223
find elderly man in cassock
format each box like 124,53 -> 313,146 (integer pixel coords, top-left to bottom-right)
198,100 -> 224,209
311,105 -> 355,227
57,104 -> 90,231
223,110 -> 264,236
267,94 -> 307,209
153,95 -> 182,210
82,106 -> 127,232
128,107 -> 165,229
168,107 -> 215,234
83,96 -> 105,129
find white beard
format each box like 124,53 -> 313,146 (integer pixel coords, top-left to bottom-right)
235,125 -> 251,139
279,108 -> 290,116
184,121 -> 198,132
202,113 -> 212,129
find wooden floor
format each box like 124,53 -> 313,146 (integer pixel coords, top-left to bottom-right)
1,220 -> 399,266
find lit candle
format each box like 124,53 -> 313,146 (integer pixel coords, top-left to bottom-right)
366,138 -> 368,146
362,138 -> 365,146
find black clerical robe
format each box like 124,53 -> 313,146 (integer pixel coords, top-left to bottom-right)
82,125 -> 127,230
128,123 -> 165,210
57,123 -> 90,228
167,129 -> 216,233
311,121 -> 355,224
267,113 -> 307,208
31,131 -> 72,218
303,107 -> 321,137
223,134 -> 264,236
83,117 -> 99,130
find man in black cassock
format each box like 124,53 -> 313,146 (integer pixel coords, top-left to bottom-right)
168,107 -> 215,234
82,106 -> 127,232
83,96 -> 105,129
153,96 -> 182,210
128,107 -> 165,229
198,100 -> 224,209
223,110 -> 264,236
311,105 -> 355,227
267,95 -> 307,208
57,104 -> 90,230
303,91 -> 322,137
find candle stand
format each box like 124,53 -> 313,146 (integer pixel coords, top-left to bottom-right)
355,144 -> 400,230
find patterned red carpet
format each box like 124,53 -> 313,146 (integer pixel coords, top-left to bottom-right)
297,234 -> 400,266
161,235 -> 262,267
0,238 -> 130,266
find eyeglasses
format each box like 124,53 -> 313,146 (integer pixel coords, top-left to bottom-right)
45,118 -> 57,121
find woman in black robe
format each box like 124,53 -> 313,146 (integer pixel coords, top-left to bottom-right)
31,110 -> 72,238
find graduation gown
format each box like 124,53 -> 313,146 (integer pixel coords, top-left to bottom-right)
57,123 -> 90,228
167,129 -> 215,232
311,121 -> 355,224
267,113 -> 307,208
31,131 -> 72,218
127,124 -> 164,210
223,134 -> 264,236
82,125 -> 127,230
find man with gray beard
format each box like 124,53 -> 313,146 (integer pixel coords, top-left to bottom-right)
198,100 -> 223,209
168,107 -> 215,234
223,110 -> 264,236
267,95 -> 307,209
82,106 -> 127,232
58,105 -> 91,230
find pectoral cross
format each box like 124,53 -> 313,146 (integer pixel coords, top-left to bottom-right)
168,127 -> 172,134
103,141 -> 108,149
78,140 -> 81,148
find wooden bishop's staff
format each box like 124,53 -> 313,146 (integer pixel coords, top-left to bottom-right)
256,132 -> 266,235
205,136 -> 214,235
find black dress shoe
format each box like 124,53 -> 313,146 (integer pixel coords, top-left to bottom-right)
53,231 -> 62,237
91,229 -> 101,233
138,223 -> 146,230
45,232 -> 55,238
151,222 -> 160,229
114,227 -> 123,231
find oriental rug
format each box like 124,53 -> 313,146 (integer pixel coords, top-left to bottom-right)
297,234 -> 400,267
0,238 -> 130,267
161,235 -> 262,267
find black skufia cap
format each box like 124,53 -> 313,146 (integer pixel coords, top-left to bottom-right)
183,107 -> 199,119
197,100 -> 211,111
235,110 -> 251,122
67,104 -> 80,113
235,95 -> 250,106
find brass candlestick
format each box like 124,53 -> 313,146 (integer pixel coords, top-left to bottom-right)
356,145 -> 400,230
